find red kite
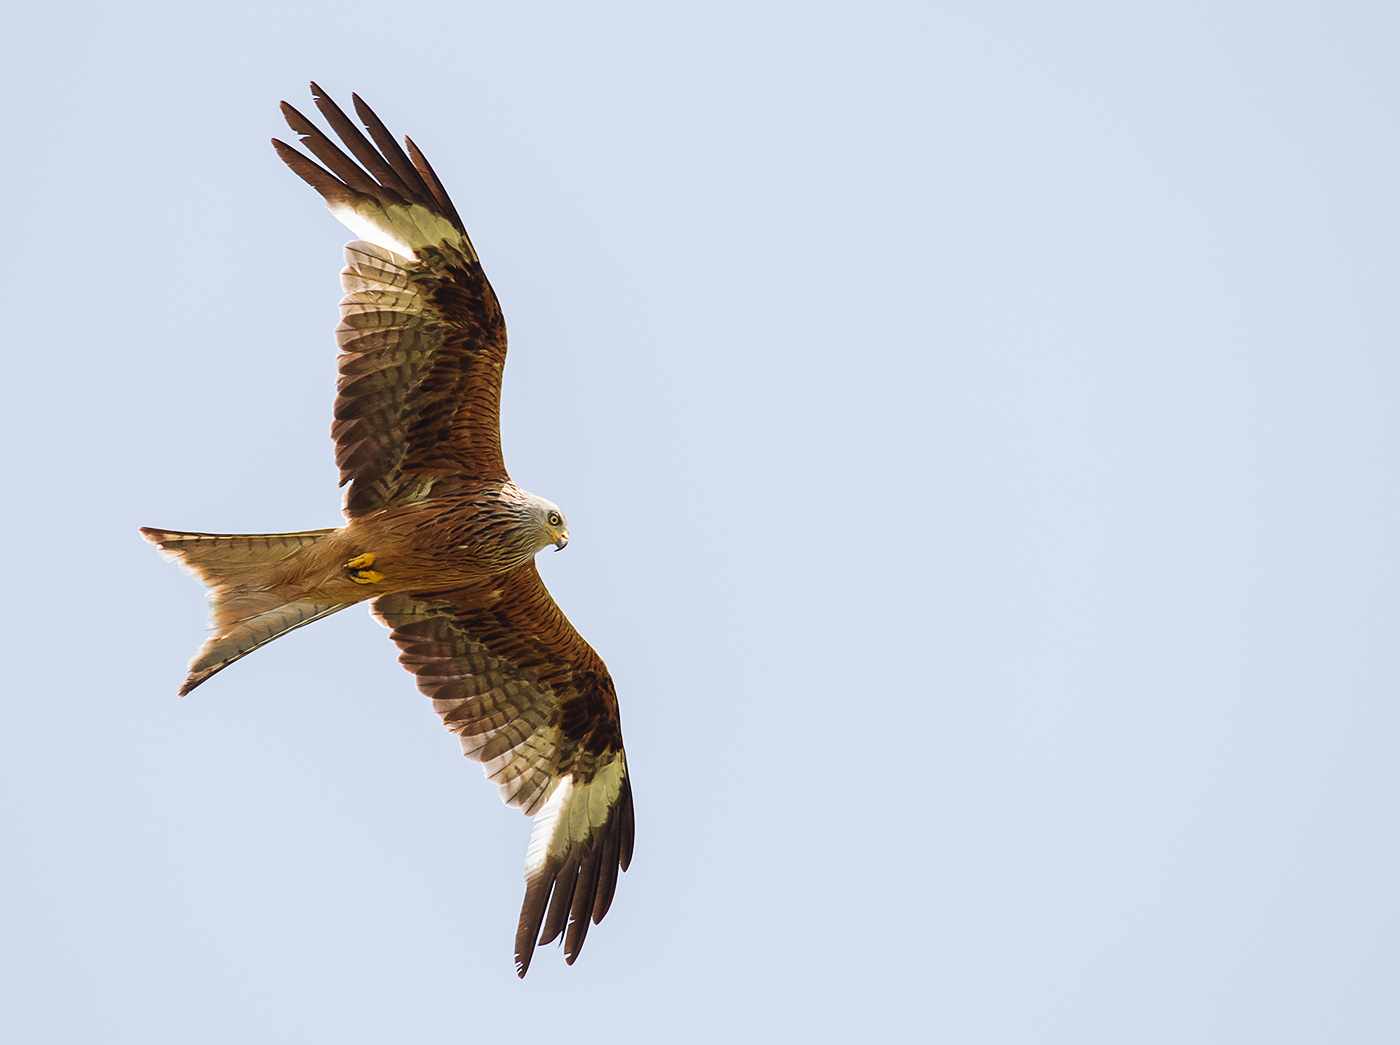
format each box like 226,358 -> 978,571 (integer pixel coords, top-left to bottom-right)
142,85 -> 632,976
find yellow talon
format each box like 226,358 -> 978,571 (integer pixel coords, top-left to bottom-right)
346,552 -> 381,584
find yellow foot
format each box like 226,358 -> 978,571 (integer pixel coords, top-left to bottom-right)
345,552 -> 382,585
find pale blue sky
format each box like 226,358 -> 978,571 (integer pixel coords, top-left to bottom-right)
3,2 -> 1397,1042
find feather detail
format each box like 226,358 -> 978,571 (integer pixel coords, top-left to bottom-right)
517,759 -> 632,974
274,86 -> 471,259
372,569 -> 632,977
138,527 -> 353,694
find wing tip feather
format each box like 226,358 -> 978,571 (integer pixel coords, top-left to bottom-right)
376,593 -> 632,976
512,764 -> 633,973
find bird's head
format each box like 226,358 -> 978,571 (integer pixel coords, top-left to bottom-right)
535,497 -> 570,552
493,486 -> 570,566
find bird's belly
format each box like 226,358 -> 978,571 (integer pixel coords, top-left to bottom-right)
337,500 -> 517,595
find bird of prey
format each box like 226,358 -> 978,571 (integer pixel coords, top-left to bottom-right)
140,85 -> 632,977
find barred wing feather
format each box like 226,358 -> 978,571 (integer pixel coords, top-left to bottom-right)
274,84 -> 509,513
372,562 -> 633,976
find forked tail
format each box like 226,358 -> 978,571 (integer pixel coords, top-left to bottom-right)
140,527 -> 352,694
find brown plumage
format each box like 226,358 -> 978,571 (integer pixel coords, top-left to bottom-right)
141,84 -> 631,977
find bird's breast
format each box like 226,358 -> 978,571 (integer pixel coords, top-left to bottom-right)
343,493 -> 532,591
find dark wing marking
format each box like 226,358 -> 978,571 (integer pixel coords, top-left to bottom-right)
373,561 -> 633,976
274,84 -> 509,513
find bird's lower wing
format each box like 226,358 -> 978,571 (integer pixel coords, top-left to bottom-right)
372,563 -> 633,976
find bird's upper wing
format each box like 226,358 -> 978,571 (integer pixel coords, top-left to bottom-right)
372,562 -> 634,977
274,84 -> 509,515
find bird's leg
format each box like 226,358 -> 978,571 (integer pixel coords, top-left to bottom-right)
345,551 -> 383,585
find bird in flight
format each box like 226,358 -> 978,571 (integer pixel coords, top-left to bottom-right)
141,84 -> 632,977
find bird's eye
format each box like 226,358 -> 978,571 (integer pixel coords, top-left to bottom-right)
548,511 -> 562,527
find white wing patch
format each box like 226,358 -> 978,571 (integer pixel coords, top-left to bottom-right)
523,757 -> 627,879
327,199 -> 468,262
524,776 -> 572,877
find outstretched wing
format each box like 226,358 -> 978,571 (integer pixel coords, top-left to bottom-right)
373,563 -> 634,977
274,83 -> 509,515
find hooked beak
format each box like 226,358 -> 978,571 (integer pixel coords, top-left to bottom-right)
553,535 -> 569,551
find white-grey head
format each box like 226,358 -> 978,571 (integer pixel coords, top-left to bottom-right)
531,494 -> 569,552
470,486 -> 572,572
